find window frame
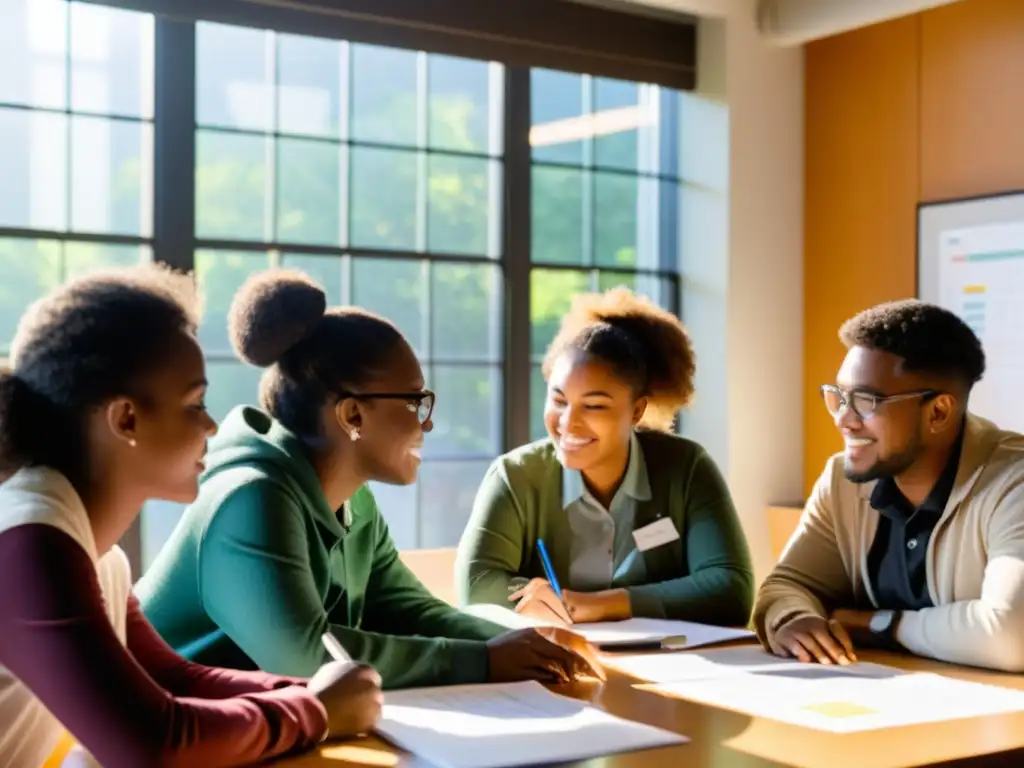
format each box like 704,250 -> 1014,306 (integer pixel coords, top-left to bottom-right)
2,6 -> 686,572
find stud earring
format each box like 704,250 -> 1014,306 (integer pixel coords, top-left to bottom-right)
350,428 -> 361,442
128,439 -> 137,448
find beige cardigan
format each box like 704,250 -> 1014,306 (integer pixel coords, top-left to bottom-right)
754,414 -> 1024,672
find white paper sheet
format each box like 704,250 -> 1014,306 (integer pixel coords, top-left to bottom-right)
608,645 -> 897,682
376,681 -> 686,768
464,604 -> 753,649
645,659 -> 1024,733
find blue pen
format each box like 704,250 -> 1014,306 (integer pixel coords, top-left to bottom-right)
536,538 -> 572,624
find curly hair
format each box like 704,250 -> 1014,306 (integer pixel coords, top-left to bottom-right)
0,263 -> 200,482
542,287 -> 695,432
228,268 -> 405,439
839,299 -> 985,388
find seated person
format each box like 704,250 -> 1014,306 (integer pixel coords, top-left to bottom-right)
454,288 -> 754,626
755,300 -> 1024,672
136,269 -> 601,690
0,266 -> 378,768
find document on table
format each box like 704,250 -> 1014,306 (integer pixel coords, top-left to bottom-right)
607,645 -> 898,682
375,681 -> 687,768
636,649 -> 1024,733
464,603 -> 753,649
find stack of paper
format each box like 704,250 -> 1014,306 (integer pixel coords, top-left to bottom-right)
376,681 -> 687,768
464,604 -> 754,650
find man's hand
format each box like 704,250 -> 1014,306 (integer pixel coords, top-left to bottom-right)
509,578 -> 572,624
830,608 -> 874,634
773,615 -> 857,665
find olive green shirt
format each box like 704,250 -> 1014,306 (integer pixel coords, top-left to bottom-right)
455,430 -> 755,625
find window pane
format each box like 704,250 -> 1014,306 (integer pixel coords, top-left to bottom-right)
277,33 -> 342,138
427,155 -> 495,257
71,116 -> 153,237
351,44 -> 417,146
596,272 -> 674,310
0,0 -> 67,110
431,262 -> 500,361
427,365 -> 500,458
195,130 -> 269,241
531,166 -> 584,265
141,499 -> 186,572
530,269 -> 590,357
196,22 -> 273,131
205,359 -> 265,424
349,146 -> 417,251
350,258 -> 426,356
367,480 -> 419,550
281,253 -> 345,307
70,3 -> 154,119
64,242 -> 149,281
0,109 -> 67,231
530,364 -> 548,442
593,172 -> 637,268
0,238 -> 61,353
418,460 -> 491,548
530,69 -> 584,165
593,77 -> 640,172
428,55 -> 495,154
195,250 -> 272,355
277,138 -> 342,246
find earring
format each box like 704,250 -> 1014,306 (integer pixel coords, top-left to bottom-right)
349,428 -> 361,442
128,439 -> 137,448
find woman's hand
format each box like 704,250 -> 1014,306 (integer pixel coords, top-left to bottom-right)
306,661 -> 383,739
486,627 -> 606,684
509,578 -> 572,624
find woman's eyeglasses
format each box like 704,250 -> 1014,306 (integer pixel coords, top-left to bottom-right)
337,389 -> 435,424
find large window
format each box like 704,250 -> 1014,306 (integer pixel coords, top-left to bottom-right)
528,69 -> 682,439
0,6 -> 687,570
189,23 -> 505,552
0,0 -> 154,355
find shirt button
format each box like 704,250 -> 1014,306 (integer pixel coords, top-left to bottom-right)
907,538 -> 918,550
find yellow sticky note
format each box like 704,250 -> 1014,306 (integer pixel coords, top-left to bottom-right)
802,701 -> 876,718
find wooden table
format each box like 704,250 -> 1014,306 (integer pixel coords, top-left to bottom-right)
275,644 -> 1024,768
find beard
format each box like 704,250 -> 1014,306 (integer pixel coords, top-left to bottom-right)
844,435 -> 924,484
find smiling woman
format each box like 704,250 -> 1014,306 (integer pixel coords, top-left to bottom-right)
455,288 -> 755,628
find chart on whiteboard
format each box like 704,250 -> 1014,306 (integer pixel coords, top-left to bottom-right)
938,221 -> 1024,432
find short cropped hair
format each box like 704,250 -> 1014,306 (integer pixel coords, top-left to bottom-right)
839,299 -> 985,387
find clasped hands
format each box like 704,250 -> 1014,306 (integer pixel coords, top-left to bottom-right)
773,608 -> 875,666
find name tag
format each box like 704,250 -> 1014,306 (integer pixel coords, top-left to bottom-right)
632,517 -> 680,552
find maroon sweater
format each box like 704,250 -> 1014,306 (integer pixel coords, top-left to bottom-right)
0,525 -> 329,767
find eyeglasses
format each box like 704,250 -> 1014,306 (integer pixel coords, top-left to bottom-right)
337,389 -> 435,424
820,384 -> 938,420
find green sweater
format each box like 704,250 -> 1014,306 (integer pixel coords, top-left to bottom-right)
136,406 -> 505,690
454,431 -> 755,626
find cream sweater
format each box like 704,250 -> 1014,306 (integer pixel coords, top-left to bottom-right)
755,414 -> 1024,672
0,467 -> 129,768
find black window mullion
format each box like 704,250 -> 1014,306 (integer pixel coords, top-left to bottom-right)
502,67 -> 531,453
153,17 -> 196,274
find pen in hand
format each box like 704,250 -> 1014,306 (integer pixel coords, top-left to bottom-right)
536,539 -> 572,624
322,631 -> 353,664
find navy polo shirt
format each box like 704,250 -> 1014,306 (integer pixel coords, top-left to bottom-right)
866,430 -> 963,611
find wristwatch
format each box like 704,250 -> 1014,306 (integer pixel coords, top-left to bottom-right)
868,609 -> 902,649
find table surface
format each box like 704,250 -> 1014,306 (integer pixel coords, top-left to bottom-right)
274,643 -> 1024,768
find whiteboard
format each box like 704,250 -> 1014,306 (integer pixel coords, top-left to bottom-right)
918,192 -> 1024,432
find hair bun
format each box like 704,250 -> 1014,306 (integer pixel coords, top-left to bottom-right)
228,269 -> 327,367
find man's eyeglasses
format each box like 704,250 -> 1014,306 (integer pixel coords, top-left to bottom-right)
337,389 -> 435,424
820,384 -> 938,420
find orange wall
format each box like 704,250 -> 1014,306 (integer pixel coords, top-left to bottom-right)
803,0 -> 1024,494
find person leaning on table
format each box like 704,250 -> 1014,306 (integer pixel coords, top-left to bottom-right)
755,299 -> 1024,672
455,287 -> 754,626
